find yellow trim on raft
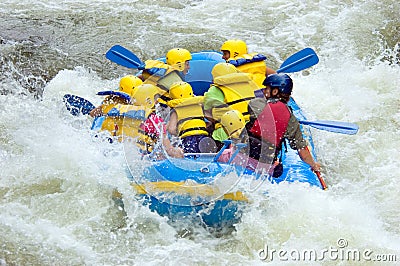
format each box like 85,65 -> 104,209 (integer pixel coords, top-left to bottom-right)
131,181 -> 249,202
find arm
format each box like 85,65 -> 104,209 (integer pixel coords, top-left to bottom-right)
298,147 -> 321,172
89,105 -> 103,117
166,110 -> 178,136
90,96 -> 115,117
162,135 -> 184,158
146,112 -> 183,158
286,113 -> 321,171
265,66 -> 276,76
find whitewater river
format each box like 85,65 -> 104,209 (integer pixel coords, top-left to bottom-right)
1,0 -> 399,265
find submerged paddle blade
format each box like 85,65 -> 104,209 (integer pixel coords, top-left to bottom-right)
63,94 -> 95,116
299,120 -> 359,135
277,48 -> 319,73
106,45 -> 143,69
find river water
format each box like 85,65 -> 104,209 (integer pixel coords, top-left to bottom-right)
1,0 -> 399,265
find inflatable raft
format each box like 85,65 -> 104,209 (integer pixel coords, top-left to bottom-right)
116,50 -> 325,229
64,47 -> 359,229
125,96 -> 324,229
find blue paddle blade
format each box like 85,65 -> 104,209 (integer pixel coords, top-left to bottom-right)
63,94 -> 95,116
106,45 -> 144,69
277,48 -> 319,73
299,120 -> 359,135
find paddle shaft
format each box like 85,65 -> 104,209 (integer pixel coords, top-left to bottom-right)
299,120 -> 359,135
315,171 -> 327,190
227,143 -> 247,164
213,140 -> 232,162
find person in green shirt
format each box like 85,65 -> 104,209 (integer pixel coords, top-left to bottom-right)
203,62 -> 257,143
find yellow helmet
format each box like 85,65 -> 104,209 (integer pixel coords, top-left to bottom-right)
131,84 -> 160,108
220,39 -> 248,58
119,75 -> 143,96
169,81 -> 193,99
221,110 -> 246,139
166,48 -> 192,71
211,62 -> 238,80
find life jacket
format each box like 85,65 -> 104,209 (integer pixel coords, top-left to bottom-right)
249,98 -> 291,146
227,53 -> 267,89
101,104 -> 149,142
97,94 -> 130,115
138,60 -> 169,81
246,99 -> 290,175
212,72 -> 256,122
167,96 -> 208,138
139,60 -> 185,103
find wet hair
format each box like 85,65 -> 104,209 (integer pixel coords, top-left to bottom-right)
278,93 -> 291,103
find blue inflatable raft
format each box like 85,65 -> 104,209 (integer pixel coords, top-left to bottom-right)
121,51 -> 325,229
65,46 -> 358,229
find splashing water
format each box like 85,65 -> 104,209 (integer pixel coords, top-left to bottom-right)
1,0 -> 399,264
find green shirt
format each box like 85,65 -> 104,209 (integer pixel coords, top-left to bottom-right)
212,127 -> 228,142
204,86 -> 229,141
203,85 -> 225,110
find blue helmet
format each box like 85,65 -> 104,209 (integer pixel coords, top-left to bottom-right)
263,73 -> 293,94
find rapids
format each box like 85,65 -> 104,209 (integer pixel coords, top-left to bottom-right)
1,0 -> 399,264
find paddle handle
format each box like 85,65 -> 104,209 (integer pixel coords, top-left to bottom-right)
299,119 -> 359,135
315,171 -> 327,190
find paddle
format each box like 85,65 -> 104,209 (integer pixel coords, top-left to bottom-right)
105,45 -> 144,69
106,45 -> 319,74
63,94 -> 95,116
277,48 -> 319,73
227,143 -> 247,164
213,140 -> 232,162
64,94 -> 359,135
298,120 -> 359,135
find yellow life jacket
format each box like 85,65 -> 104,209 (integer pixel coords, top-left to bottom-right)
167,96 -> 208,138
140,60 -> 169,83
136,131 -> 156,154
101,104 -> 149,142
212,72 -> 256,122
228,53 -> 267,88
100,95 -> 130,114
141,61 -> 184,103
